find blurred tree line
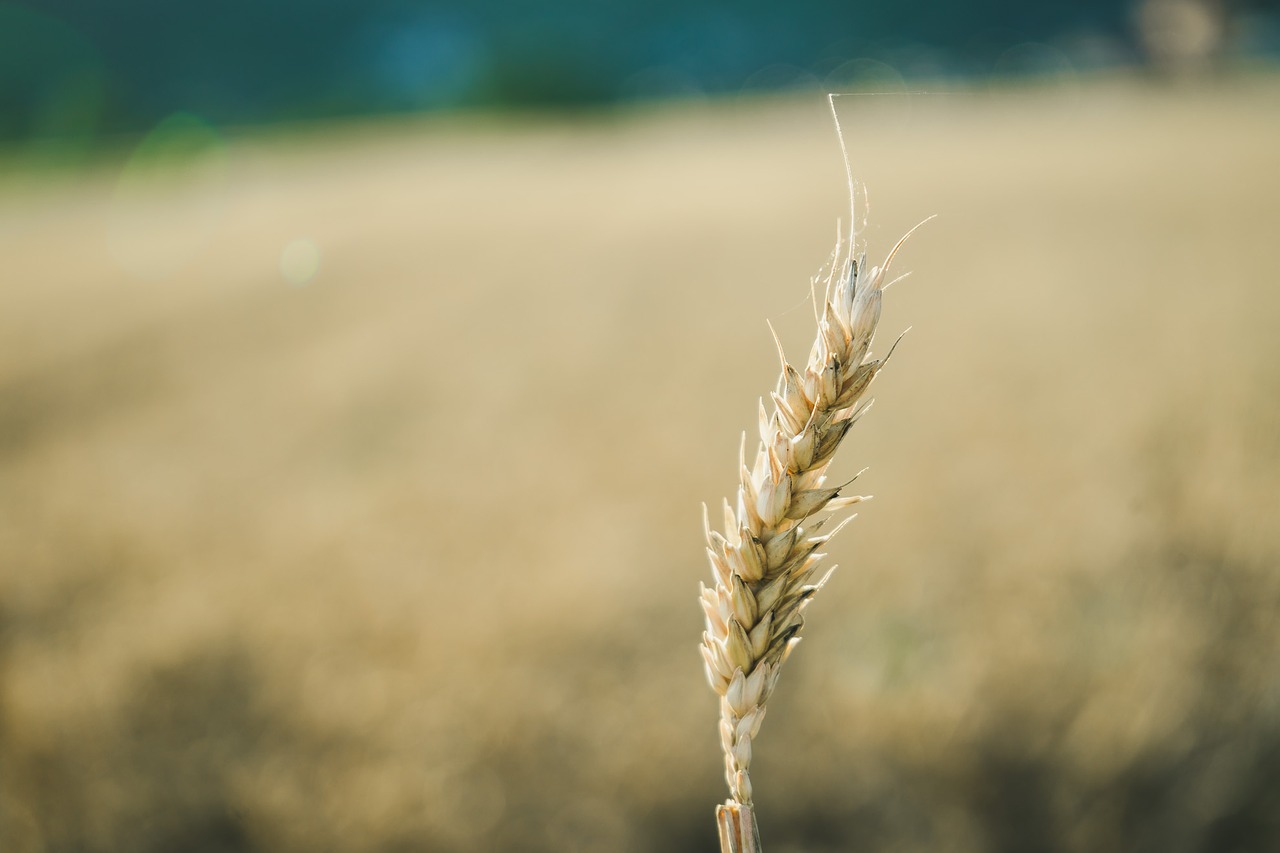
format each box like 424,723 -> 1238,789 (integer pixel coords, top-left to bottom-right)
1,0 -> 1277,151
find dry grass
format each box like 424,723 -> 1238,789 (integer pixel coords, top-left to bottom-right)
1,76 -> 1279,852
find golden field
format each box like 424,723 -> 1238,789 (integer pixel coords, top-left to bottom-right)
2,77 -> 1279,852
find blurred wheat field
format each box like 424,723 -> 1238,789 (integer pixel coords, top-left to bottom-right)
2,77 -> 1280,853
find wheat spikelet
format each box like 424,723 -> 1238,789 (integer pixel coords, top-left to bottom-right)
700,216 -> 928,844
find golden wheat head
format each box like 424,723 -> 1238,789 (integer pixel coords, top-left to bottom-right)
700,217 -> 928,827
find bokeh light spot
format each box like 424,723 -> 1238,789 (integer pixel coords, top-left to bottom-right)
824,57 -> 909,96
107,112 -> 229,281
280,239 -> 321,286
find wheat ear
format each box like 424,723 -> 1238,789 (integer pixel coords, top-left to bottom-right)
701,217 -> 928,852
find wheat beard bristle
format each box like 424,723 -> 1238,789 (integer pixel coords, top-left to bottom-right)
700,219 -> 926,807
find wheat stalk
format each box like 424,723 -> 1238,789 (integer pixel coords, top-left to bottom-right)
700,213 -> 928,851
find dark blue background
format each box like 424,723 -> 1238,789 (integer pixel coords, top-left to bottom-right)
2,0 -> 1277,146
